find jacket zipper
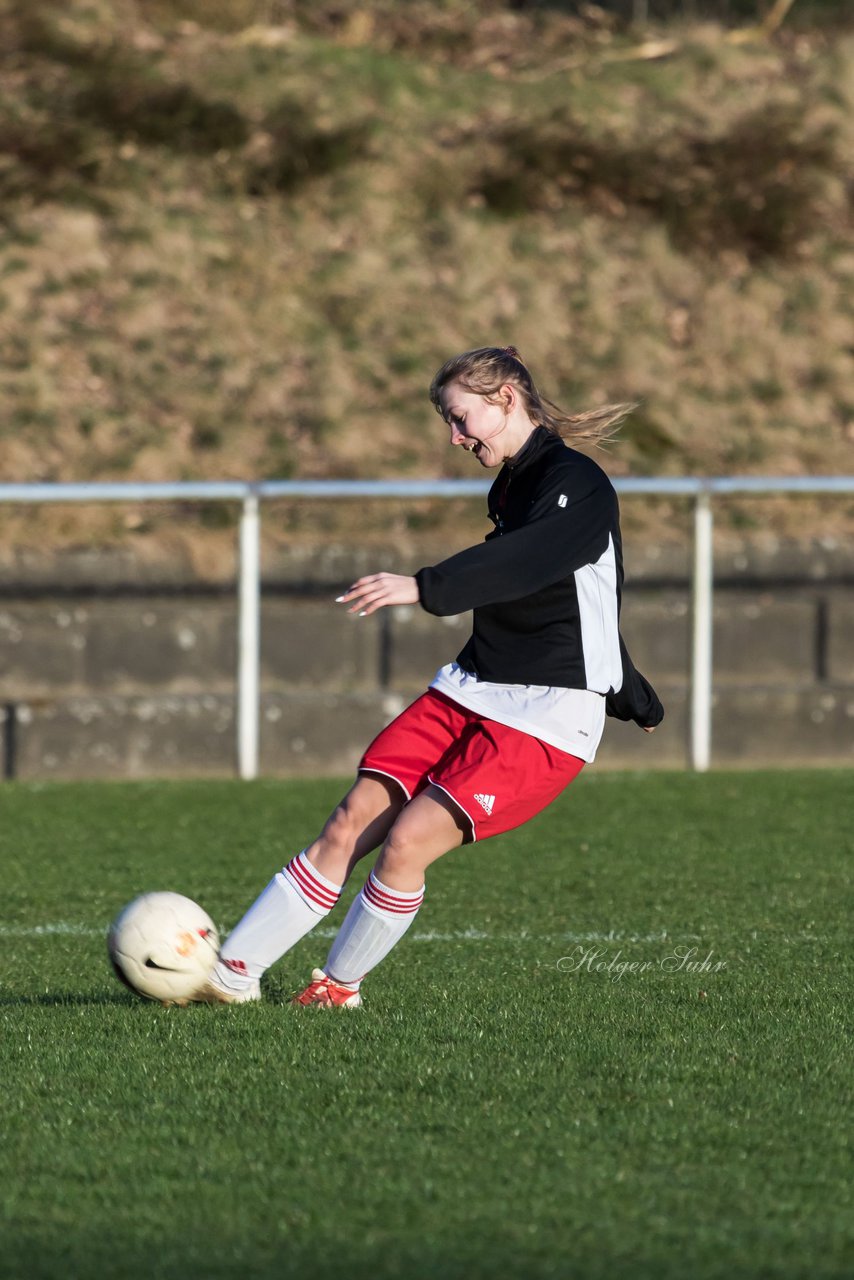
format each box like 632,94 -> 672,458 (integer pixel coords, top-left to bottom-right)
496,467 -> 513,533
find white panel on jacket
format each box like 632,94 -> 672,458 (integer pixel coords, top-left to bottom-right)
574,532 -> 622,694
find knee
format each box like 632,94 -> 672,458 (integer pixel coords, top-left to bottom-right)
320,799 -> 364,858
320,781 -> 401,858
375,818 -> 424,881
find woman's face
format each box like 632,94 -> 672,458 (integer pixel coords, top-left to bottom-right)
438,381 -> 511,469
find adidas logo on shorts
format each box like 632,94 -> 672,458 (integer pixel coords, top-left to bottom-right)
473,793 -> 495,816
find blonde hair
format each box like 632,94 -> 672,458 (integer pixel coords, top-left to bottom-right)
429,346 -> 635,448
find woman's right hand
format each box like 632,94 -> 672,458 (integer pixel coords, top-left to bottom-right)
336,573 -> 420,617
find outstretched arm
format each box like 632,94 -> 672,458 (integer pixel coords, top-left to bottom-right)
417,472 -> 617,616
337,466 -> 615,618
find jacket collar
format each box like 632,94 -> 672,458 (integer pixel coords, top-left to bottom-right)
506,424 -> 558,472
488,426 -> 559,515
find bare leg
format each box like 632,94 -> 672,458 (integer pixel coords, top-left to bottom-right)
305,773 -> 406,885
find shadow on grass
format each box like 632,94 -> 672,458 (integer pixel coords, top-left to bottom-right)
0,991 -> 141,1007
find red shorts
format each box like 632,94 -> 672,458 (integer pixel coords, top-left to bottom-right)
359,688 -> 585,843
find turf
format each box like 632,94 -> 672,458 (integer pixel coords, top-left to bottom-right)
0,771 -> 851,1280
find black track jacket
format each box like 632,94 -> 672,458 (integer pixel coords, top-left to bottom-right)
415,427 -> 663,729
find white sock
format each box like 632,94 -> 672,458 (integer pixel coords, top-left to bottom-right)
324,871 -> 425,987
213,851 -> 341,992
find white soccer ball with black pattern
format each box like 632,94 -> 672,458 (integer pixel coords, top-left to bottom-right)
107,892 -> 219,1005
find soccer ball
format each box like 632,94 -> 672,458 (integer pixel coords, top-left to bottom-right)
107,892 -> 219,1005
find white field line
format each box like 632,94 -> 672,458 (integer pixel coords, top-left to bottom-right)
0,923 -> 701,944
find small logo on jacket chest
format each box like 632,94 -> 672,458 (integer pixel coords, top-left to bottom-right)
557,494 -> 568,508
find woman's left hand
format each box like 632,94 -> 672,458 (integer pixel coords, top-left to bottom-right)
336,573 -> 420,617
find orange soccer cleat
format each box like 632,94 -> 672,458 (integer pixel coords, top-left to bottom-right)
291,968 -> 362,1009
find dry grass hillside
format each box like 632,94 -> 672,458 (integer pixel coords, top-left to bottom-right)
0,0 -> 852,571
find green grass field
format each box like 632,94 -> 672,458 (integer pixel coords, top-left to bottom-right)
1,771 -> 851,1280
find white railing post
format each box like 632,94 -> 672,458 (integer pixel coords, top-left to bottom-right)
690,489 -> 713,772
237,492 -> 261,780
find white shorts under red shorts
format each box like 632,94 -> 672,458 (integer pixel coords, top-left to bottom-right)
359,688 -> 585,843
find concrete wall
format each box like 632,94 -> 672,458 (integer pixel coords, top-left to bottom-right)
0,539 -> 851,778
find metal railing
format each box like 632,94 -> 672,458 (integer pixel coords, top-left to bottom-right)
1,476 -> 852,776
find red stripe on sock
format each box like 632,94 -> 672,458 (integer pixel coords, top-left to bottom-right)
289,855 -> 340,908
285,855 -> 340,910
365,878 -> 424,910
367,874 -> 424,907
363,889 -> 417,915
362,877 -> 424,915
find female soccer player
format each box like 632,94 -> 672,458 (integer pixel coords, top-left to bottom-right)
193,346 -> 663,1008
